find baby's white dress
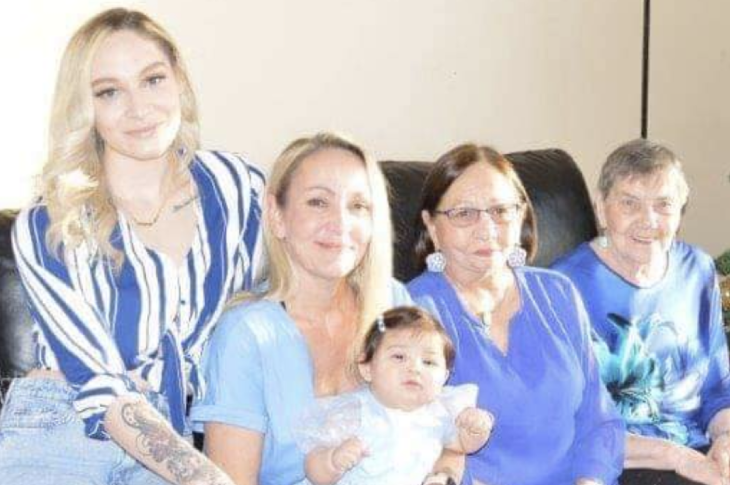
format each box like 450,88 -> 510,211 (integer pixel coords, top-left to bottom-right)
295,384 -> 478,485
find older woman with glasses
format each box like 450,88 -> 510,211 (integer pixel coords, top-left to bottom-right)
408,143 -> 624,485
553,139 -> 730,485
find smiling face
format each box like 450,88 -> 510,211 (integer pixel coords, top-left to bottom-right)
269,148 -> 373,287
359,327 -> 449,411
90,30 -> 182,165
596,168 -> 683,276
423,162 -> 525,280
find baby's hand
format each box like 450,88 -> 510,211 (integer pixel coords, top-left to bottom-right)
455,407 -> 494,453
330,437 -> 368,474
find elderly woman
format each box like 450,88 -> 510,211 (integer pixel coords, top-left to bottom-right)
552,139 -> 730,485
190,133 -> 413,485
407,143 -> 624,485
0,8 -> 263,485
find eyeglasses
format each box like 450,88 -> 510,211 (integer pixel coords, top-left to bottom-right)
609,196 -> 681,216
434,203 -> 524,227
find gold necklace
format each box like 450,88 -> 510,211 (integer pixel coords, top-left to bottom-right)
131,192 -> 199,227
124,172 -> 199,227
128,188 -> 174,227
130,204 -> 167,227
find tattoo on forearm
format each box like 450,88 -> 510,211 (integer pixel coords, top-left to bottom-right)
120,402 -> 227,485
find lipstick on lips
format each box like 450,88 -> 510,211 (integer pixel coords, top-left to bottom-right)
317,240 -> 351,251
475,247 -> 500,257
126,123 -> 161,138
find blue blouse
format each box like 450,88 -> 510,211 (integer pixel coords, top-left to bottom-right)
12,150 -> 265,439
191,281 -> 412,485
552,241 -> 730,448
408,268 -> 624,485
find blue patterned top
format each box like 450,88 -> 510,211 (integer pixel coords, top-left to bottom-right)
12,150 -> 265,439
552,241 -> 730,448
408,268 -> 624,485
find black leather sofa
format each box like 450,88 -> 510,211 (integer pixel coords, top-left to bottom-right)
0,148 -> 597,409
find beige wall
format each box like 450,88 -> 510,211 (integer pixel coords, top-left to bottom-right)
650,0 -> 730,255
2,0 -> 659,245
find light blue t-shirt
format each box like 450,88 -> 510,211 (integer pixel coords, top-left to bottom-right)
191,280 -> 412,485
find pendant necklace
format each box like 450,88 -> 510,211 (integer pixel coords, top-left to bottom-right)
476,293 -> 495,337
452,278 -> 498,338
128,185 -> 199,227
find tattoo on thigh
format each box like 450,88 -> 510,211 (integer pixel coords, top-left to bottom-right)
120,402 -> 226,485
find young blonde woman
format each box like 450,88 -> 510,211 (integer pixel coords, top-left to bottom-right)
0,9 -> 263,485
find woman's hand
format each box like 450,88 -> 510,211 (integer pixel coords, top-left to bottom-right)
708,433 -> 730,479
455,407 -> 494,453
672,443 -> 729,485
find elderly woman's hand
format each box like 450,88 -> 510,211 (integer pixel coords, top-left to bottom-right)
708,433 -> 730,479
672,443 -> 729,485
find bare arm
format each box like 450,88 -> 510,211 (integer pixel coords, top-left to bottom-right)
203,422 -> 264,485
706,409 -> 730,479
104,395 -> 234,485
708,409 -> 730,440
624,432 -> 677,469
625,433 -> 726,485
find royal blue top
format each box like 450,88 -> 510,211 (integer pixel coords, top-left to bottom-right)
191,281 -> 413,485
408,268 -> 624,485
12,150 -> 265,439
552,241 -> 730,448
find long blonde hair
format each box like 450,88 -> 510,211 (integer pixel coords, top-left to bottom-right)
239,133 -> 394,354
41,8 -> 199,265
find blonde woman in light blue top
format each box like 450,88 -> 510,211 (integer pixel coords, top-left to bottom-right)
192,133 -> 420,485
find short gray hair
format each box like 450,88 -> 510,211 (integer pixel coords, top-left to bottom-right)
598,139 -> 690,205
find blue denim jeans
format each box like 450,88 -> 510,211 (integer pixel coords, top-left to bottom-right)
0,378 -> 173,485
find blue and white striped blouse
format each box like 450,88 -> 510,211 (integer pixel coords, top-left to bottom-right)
12,150 -> 265,440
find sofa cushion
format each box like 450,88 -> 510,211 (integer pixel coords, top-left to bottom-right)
0,210 -> 34,403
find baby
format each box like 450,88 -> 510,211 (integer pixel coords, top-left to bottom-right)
297,306 -> 493,485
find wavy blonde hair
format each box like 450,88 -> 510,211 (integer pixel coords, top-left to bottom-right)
41,8 -> 199,265
236,133 -> 394,360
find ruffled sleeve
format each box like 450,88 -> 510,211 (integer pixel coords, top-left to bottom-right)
292,390 -> 364,454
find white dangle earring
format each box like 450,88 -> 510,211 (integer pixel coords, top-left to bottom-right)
596,229 -> 610,249
426,250 -> 446,272
507,245 -> 527,268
